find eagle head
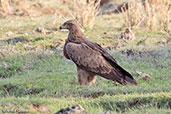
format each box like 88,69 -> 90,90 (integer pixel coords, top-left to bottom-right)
59,20 -> 80,31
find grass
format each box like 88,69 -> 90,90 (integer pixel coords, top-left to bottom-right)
0,45 -> 171,113
0,92 -> 170,113
0,0 -> 171,113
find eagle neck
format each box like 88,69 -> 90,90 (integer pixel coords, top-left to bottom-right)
68,29 -> 85,42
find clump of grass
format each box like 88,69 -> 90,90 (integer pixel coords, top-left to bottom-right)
0,55 -> 24,78
121,0 -> 170,31
0,92 -> 170,113
144,0 -> 170,31
0,0 -> 30,16
70,0 -> 101,28
121,0 -> 145,29
0,0 -> 13,15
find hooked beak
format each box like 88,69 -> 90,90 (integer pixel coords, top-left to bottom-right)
59,25 -> 63,30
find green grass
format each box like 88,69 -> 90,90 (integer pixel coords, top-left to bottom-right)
0,92 -> 170,113
0,45 -> 171,113
0,0 -> 171,113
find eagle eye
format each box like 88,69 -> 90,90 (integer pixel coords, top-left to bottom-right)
68,23 -> 72,26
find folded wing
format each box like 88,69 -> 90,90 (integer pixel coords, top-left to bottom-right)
66,42 -> 137,85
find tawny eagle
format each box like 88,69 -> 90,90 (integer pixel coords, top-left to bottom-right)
60,20 -> 137,86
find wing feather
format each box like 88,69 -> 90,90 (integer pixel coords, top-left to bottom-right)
63,39 -> 70,59
66,41 -> 137,85
81,40 -> 137,84
66,42 -> 112,74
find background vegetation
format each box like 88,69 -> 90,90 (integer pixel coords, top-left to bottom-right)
0,0 -> 170,113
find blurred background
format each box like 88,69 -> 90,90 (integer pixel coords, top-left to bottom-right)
0,0 -> 170,114
0,0 -> 170,51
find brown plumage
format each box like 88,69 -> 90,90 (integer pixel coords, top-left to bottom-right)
60,20 -> 137,86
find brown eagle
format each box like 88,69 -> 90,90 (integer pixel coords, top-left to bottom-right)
60,20 -> 137,86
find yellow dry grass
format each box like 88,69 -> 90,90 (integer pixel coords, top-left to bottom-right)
121,0 -> 171,32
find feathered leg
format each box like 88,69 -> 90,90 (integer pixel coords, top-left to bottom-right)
88,75 -> 96,86
77,67 -> 96,86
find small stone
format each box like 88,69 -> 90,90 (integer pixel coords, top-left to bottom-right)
136,71 -> 152,81
55,105 -> 87,114
35,27 -> 49,34
104,110 -> 115,114
24,33 -> 29,36
117,28 -> 135,40
47,70 -> 53,73
139,73 -> 152,80
136,71 -> 143,75
5,31 -> 14,37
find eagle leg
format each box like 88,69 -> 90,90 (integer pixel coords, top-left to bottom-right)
88,75 -> 96,86
77,67 -> 96,86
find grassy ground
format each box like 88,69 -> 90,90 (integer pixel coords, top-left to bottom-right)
0,0 -> 171,114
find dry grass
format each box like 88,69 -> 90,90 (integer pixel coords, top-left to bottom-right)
0,0 -> 13,15
52,0 -> 101,28
121,0 -> 145,29
121,0 -> 171,32
70,0 -> 101,28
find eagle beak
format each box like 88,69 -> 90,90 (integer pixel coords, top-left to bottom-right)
59,25 -> 63,30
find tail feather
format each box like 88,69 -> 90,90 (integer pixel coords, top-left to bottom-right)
112,62 -> 137,85
104,69 -> 138,85
102,55 -> 137,85
125,76 -> 137,85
